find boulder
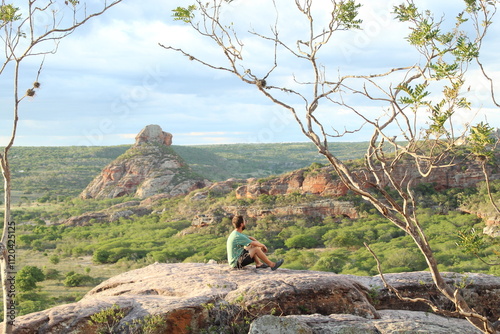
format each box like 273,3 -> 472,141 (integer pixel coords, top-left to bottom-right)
353,271 -> 500,321
134,124 -> 173,146
249,311 -> 484,334
11,263 -> 500,334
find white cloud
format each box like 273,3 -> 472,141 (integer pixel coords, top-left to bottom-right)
2,0 -> 499,147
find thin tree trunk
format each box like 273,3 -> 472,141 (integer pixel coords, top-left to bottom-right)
0,158 -> 14,333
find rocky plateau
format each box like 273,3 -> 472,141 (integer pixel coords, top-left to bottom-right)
10,263 -> 500,333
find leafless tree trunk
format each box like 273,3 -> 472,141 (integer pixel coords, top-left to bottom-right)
164,0 -> 499,332
0,1 -> 124,332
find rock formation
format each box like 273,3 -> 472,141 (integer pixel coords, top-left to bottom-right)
223,199 -> 358,219
11,263 -> 500,333
235,163 -> 500,200
80,125 -> 210,200
249,312 -> 485,334
60,201 -> 152,226
134,124 -> 172,146
235,168 -> 349,199
231,163 -> 500,236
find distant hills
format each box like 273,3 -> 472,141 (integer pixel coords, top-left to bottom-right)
3,142 -> 369,201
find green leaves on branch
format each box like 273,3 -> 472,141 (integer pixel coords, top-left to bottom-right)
469,122 -> 497,160
393,2 -> 482,137
457,228 -> 486,255
464,0 -> 481,13
408,19 -> 440,47
428,102 -> 453,135
0,4 -> 21,23
398,80 -> 472,136
429,61 -> 459,79
397,82 -> 431,111
452,36 -> 479,61
394,1 -> 480,72
334,0 -> 363,29
172,5 -> 196,23
428,80 -> 470,134
393,3 -> 418,22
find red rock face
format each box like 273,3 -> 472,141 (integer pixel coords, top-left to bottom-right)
236,162 -> 498,200
235,169 -> 349,200
80,125 -> 209,200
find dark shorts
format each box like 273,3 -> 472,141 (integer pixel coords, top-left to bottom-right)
236,249 -> 254,269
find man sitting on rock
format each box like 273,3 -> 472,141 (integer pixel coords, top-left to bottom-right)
227,215 -> 284,270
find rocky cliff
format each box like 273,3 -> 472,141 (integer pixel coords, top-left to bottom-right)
235,162 -> 499,199
232,162 -> 500,236
234,168 -> 348,199
11,263 -> 500,333
80,125 -> 210,200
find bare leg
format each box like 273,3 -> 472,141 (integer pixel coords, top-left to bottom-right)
247,245 -> 275,267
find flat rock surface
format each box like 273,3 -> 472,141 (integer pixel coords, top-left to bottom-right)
249,310 -> 484,334
11,263 -> 500,334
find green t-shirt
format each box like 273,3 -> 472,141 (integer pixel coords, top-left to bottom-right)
227,230 -> 252,267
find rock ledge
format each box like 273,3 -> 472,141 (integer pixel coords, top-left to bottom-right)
11,263 -> 500,334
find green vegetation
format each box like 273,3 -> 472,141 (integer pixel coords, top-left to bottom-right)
2,142 -> 366,202
3,146 -> 130,200
1,143 -> 497,318
87,304 -> 167,334
8,177 -> 498,316
173,142 -> 358,180
461,180 -> 500,219
16,266 -> 45,292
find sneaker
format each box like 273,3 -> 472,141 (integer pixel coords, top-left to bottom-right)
271,259 -> 284,271
256,263 -> 269,269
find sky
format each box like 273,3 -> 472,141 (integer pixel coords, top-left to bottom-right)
1,0 -> 499,147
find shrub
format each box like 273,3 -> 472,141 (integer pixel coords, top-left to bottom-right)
285,234 -> 318,249
17,266 -> 45,292
312,250 -> 350,272
49,254 -> 60,265
16,292 -> 51,316
93,249 -> 111,264
325,231 -> 363,248
64,272 -> 94,287
384,248 -> 426,271
43,267 -> 62,280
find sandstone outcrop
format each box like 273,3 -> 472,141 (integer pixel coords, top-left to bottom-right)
134,124 -> 172,146
223,199 -> 358,219
235,169 -> 348,199
232,162 -> 500,236
235,163 -> 500,200
11,263 -> 500,334
80,125 -> 210,200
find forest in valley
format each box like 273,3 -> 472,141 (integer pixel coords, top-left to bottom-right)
0,143 -> 498,316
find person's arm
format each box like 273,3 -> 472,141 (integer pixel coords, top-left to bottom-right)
249,240 -> 268,253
